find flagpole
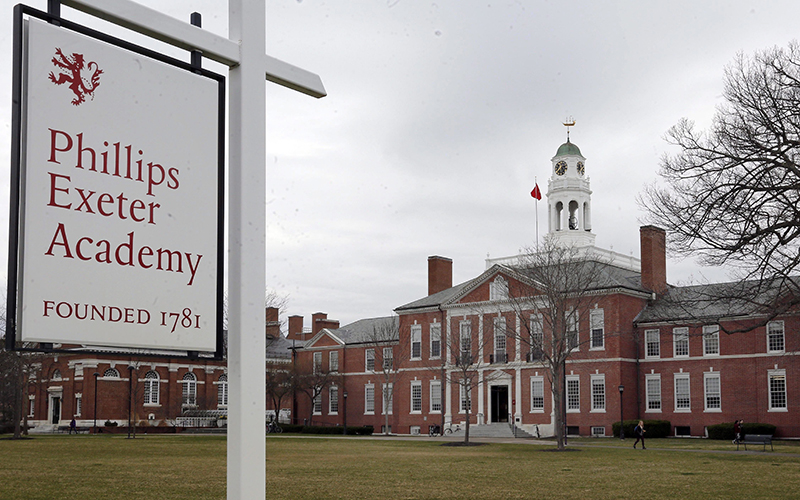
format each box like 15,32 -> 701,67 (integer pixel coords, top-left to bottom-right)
535,176 -> 539,249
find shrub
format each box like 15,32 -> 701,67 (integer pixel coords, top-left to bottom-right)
611,419 -> 670,438
706,422 -> 777,440
104,420 -> 118,427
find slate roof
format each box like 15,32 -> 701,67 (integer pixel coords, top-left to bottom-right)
266,333 -> 297,360
395,261 -> 650,313
636,278 -> 795,324
326,316 -> 398,344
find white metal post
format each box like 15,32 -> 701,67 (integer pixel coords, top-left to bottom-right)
228,0 -> 266,498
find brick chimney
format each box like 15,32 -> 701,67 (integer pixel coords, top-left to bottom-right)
311,312 -> 328,335
265,307 -> 280,338
287,315 -> 304,340
428,256 -> 453,296
317,319 -> 340,331
640,226 -> 667,295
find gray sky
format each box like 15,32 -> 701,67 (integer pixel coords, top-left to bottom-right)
1,0 -> 799,328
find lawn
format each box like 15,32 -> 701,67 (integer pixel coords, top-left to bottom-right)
0,434 -> 798,499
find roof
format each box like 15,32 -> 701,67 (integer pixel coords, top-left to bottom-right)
325,316 -> 398,344
636,279 -> 796,324
396,260 -> 650,313
266,333 -> 297,360
556,140 -> 582,157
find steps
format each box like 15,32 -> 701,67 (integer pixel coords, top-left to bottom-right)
446,423 -> 533,439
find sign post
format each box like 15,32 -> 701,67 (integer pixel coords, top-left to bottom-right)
9,1 -> 325,498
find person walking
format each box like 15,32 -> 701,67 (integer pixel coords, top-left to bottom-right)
733,419 -> 741,444
633,420 -> 646,449
69,418 -> 77,435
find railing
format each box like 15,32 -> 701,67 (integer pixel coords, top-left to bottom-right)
175,416 -> 218,428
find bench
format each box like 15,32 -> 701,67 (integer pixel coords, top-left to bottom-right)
737,434 -> 773,451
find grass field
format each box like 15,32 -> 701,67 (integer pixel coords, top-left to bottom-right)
0,435 -> 798,499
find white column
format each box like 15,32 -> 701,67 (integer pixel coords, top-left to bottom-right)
515,367 -> 522,422
477,369 -> 484,425
444,312 -> 452,424
228,1 -> 266,498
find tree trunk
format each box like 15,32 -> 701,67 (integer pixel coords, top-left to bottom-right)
553,361 -> 566,450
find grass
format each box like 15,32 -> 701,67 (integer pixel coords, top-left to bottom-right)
0,434 -> 798,499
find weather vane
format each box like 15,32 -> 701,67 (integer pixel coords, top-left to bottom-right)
563,117 -> 575,141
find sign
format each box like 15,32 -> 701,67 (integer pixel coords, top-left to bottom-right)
9,12 -> 224,353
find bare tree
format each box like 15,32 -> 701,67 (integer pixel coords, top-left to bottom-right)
493,238 -> 614,450
265,361 -> 293,421
639,42 -> 800,322
362,317 -> 407,435
292,355 -> 338,426
441,308 -> 500,445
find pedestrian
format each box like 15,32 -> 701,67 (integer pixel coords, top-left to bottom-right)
69,418 -> 77,435
733,419 -> 741,444
633,420 -> 646,449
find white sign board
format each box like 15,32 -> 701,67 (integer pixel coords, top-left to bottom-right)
14,17 -> 223,352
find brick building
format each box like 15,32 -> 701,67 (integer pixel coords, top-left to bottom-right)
285,137 -> 799,438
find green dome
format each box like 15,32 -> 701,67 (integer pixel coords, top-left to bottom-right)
556,140 -> 581,157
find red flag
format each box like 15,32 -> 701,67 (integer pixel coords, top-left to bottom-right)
530,183 -> 542,200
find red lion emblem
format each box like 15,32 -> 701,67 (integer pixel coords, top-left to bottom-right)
48,48 -> 103,106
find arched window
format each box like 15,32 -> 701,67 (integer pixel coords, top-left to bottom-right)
51,369 -> 62,380
103,368 -> 120,379
182,372 -> 197,406
218,374 -> 228,407
143,371 -> 160,405
489,276 -> 508,301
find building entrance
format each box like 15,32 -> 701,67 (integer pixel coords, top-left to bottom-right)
490,385 -> 509,423
50,396 -> 61,424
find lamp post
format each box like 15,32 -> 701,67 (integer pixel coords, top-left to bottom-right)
343,391 -> 348,435
127,366 -> 134,439
618,385 -> 625,439
93,372 -> 99,434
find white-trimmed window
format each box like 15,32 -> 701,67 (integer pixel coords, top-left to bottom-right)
52,369 -> 62,380
381,383 -> 393,415
430,323 -> 441,359
591,375 -> 605,412
646,374 -> 661,412
674,373 -> 691,412
767,321 -> 785,353
590,309 -> 605,350
329,351 -> 339,373
383,347 -> 394,371
489,276 -> 508,300
329,386 -> 339,414
365,384 -> 375,414
75,394 -> 82,417
313,351 -> 322,374
410,325 -> 422,360
144,370 -> 160,405
410,380 -> 422,413
493,317 -> 506,363
103,368 -> 120,378
217,374 -> 228,407
566,311 -> 579,351
459,383 -> 472,413
703,325 -> 720,356
182,372 -> 197,406
365,349 -> 375,372
430,380 -> 442,413
530,377 -> 544,412
312,387 -> 322,415
460,321 -> 472,363
529,314 -> 544,361
591,426 -> 606,437
769,370 -> 787,411
673,327 -> 689,358
566,375 -> 580,412
645,329 -> 660,358
28,396 -> 35,418
704,372 -> 721,412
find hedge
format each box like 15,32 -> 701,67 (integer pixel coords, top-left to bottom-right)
611,419 -> 671,438
272,424 -> 374,435
706,422 -> 777,440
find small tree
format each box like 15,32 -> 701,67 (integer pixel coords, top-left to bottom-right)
266,360 -> 293,421
292,355 -> 338,425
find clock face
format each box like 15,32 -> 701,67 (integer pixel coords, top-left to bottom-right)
577,161 -> 585,175
555,160 -> 568,176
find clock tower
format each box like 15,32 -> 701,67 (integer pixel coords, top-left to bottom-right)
547,126 -> 596,247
